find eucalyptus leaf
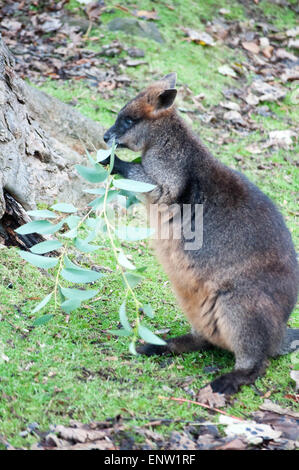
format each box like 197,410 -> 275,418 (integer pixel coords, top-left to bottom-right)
39,220 -> 64,235
60,287 -> 99,301
119,301 -> 132,332
51,203 -> 78,213
96,148 -> 112,162
15,220 -> 53,235
76,164 -> 108,183
123,272 -> 143,289
138,325 -> 166,345
115,226 -> 154,242
108,329 -> 131,337
88,191 -> 118,210
62,228 -> 78,239
19,251 -> 58,269
64,215 -> 81,230
27,209 -> 56,219
74,237 -> 99,253
32,293 -> 52,313
143,304 -> 154,318
113,179 -> 156,193
61,268 -> 103,284
61,298 -> 81,314
33,314 -> 53,326
118,252 -> 136,270
30,239 -> 62,254
129,341 -> 137,355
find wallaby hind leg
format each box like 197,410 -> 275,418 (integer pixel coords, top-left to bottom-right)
209,315 -> 270,395
137,332 -> 212,357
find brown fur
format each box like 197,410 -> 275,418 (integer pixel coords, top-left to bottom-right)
102,73 -> 299,396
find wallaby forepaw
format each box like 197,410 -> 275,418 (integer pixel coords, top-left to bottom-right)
136,343 -> 169,356
209,374 -> 239,396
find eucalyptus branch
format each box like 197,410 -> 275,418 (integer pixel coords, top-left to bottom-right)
15,142 -> 166,349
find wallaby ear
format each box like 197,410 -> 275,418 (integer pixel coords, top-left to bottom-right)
157,88 -> 177,110
162,72 -> 177,89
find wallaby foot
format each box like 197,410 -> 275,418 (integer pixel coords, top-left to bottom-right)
209,363 -> 267,396
277,328 -> 299,356
208,342 -> 269,396
137,332 -> 212,357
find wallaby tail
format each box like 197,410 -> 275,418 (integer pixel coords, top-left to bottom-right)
278,328 -> 299,355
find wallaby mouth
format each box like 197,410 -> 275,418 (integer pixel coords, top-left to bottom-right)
103,129 -> 116,147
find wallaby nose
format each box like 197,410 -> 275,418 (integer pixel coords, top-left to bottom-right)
103,131 -> 110,144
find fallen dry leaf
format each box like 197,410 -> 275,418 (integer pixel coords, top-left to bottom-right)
196,385 -> 227,408
182,28 -> 215,46
223,110 -> 246,126
134,9 -> 159,21
288,38 -> 299,50
242,41 -> 260,54
264,130 -> 295,149
251,80 -> 286,102
219,101 -> 240,111
260,400 -> 299,419
245,93 -> 260,106
218,65 -> 237,78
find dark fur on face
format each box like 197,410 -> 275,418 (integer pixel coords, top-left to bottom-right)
102,73 -> 299,396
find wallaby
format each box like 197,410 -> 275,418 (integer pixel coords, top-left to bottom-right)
102,73 -> 299,395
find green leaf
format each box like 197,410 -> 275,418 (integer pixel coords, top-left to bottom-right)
131,156 -> 142,164
63,256 -> 80,270
129,341 -> 137,355
61,268 -> 103,284
19,251 -> 58,269
143,304 -> 154,318
15,220 -> 53,235
30,239 -> 62,254
38,220 -> 64,235
61,298 -> 81,314
96,148 -> 112,162
119,301 -> 132,332
51,203 -> 78,213
113,179 -> 156,193
60,287 -> 99,301
115,226 -> 154,241
118,252 -> 136,270
85,230 -> 97,243
33,314 -> 53,326
86,148 -> 95,165
108,140 -> 116,174
85,217 -> 97,229
27,209 -> 56,219
123,272 -> 143,289
74,237 -> 99,253
138,325 -> 166,345
32,293 -> 52,313
108,329 -> 131,337
136,266 -> 147,274
64,215 -> 81,230
88,191 -> 118,210
75,164 -> 108,183
62,228 -> 78,239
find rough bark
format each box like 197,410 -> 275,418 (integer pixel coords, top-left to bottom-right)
0,33 -> 105,236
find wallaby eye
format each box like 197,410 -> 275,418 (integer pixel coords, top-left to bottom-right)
124,116 -> 134,126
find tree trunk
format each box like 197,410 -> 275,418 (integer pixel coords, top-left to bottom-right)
0,33 -> 106,246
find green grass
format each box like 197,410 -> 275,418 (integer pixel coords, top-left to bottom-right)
1,0 -> 298,448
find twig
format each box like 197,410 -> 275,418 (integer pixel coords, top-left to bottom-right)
158,395 -> 244,421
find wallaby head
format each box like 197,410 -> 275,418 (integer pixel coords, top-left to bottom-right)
103,73 -> 177,152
